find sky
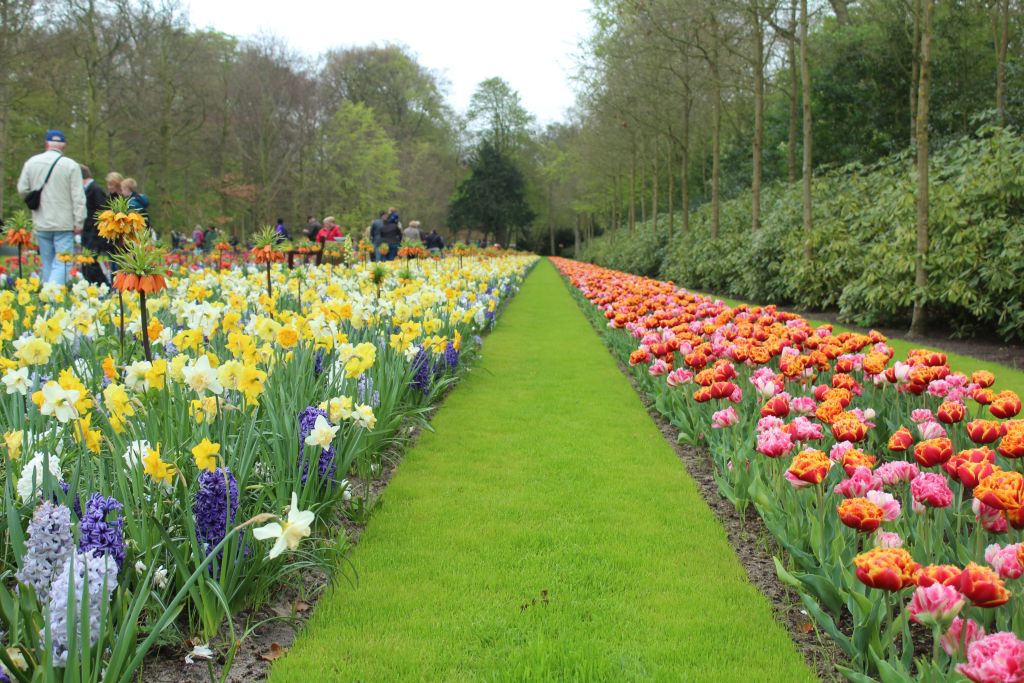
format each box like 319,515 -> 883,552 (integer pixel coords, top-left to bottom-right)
188,0 -> 594,125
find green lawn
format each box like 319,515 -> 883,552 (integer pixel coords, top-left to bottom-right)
270,259 -> 816,682
697,291 -> 1024,398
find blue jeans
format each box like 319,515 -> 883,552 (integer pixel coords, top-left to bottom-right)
35,231 -> 75,285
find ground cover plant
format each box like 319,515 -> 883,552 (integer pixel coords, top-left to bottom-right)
0,238 -> 536,682
270,259 -> 816,682
553,256 -> 1024,683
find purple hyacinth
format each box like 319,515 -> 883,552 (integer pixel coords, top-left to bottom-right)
410,348 -> 434,393
46,551 -> 118,667
314,348 -> 324,376
194,468 -> 239,552
78,494 -> 125,569
297,406 -> 337,485
442,342 -> 459,371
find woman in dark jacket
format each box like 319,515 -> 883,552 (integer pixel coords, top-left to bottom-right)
379,206 -> 402,261
79,164 -> 113,285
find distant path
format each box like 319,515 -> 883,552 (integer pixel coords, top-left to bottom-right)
270,259 -> 816,682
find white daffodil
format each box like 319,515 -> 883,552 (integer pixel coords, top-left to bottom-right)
253,492 -> 315,559
303,414 -> 338,449
2,367 -> 31,395
124,360 -> 152,392
184,643 -> 213,665
182,355 -> 224,396
352,404 -> 377,430
122,439 -> 151,467
39,381 -> 79,423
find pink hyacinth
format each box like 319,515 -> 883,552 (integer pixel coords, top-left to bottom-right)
711,407 -> 739,429
985,543 -> 1024,580
666,368 -> 693,387
911,408 -> 934,424
917,420 -> 948,440
875,460 -> 920,486
648,359 -> 670,377
834,466 -> 884,498
873,530 -> 903,548
756,427 -> 794,458
790,396 -> 817,415
911,472 -> 954,508
957,632 -> 1024,683
908,583 -> 965,626
866,489 -> 901,521
942,617 -> 986,658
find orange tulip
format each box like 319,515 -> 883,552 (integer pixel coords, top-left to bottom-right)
838,498 -> 884,533
855,547 -> 920,591
966,419 -> 1007,445
915,564 -> 962,588
958,563 -> 1011,607
913,438 -> 953,468
974,470 -> 1024,511
936,401 -> 966,424
888,426 -> 915,452
990,391 -> 1022,419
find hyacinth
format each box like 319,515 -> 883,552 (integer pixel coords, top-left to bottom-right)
194,468 -> 239,552
410,348 -> 435,393
78,493 -> 125,568
297,406 -> 337,485
16,502 -> 73,604
314,348 -> 325,376
46,551 -> 118,667
357,373 -> 380,408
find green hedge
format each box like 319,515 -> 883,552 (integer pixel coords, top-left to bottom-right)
580,126 -> 1024,341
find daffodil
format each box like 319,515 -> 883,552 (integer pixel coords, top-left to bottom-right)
142,445 -> 175,485
304,414 -> 338,449
191,438 -> 220,472
252,492 -> 314,559
352,404 -> 377,430
2,366 -> 30,395
182,354 -> 223,396
4,429 -> 22,460
38,381 -> 79,423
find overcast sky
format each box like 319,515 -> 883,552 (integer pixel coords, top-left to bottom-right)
187,0 -> 593,125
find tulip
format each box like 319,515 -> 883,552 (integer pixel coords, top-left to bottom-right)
945,447 -> 996,488
887,426 -> 914,452
913,438 -> 953,468
834,466 -> 884,498
873,530 -> 903,548
990,391 -> 1022,419
916,564 -> 963,587
854,547 -> 920,591
958,563 -> 1011,608
785,449 -> 832,488
956,632 -> 1024,683
984,543 -> 1024,580
917,420 -> 947,440
760,395 -> 790,418
875,460 -> 920,486
974,470 -> 1024,511
866,489 -> 901,521
941,617 -> 986,658
908,583 -> 965,628
973,499 -> 1010,534
711,407 -> 739,429
998,430 -> 1024,459
911,472 -> 954,508
967,419 -> 1008,445
756,427 -> 794,458
838,497 -> 885,532
831,417 -> 868,443
972,370 -> 996,388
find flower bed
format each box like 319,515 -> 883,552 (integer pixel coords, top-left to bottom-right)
552,256 -> 1024,683
0,254 -> 536,682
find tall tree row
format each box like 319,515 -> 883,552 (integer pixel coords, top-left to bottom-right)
0,0 -> 463,238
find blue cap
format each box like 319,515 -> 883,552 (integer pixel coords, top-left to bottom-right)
44,129 -> 66,143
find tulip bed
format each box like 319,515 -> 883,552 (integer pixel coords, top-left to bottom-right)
553,257 -> 1024,683
0,254 -> 535,682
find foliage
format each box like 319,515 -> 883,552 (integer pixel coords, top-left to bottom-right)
582,126 -> 1024,342
448,140 -> 536,247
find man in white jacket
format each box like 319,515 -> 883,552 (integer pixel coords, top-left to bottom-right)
17,129 -> 86,285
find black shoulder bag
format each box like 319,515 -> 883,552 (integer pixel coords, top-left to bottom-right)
23,154 -> 63,211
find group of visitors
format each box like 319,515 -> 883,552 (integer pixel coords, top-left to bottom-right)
16,128 -> 150,286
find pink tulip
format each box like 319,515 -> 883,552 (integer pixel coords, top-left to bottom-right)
911,408 -> 934,423
866,490 -> 901,521
911,472 -> 954,508
790,396 -> 817,415
756,427 -> 794,458
829,441 -> 855,463
942,617 -> 986,658
957,632 -> 1024,683
711,407 -> 739,429
756,415 -> 785,433
973,499 -> 1009,534
928,379 -> 952,398
908,583 -> 965,627
917,420 -> 948,440
648,359 -> 670,377
666,368 -> 693,387
834,466 -> 884,498
788,416 -> 824,441
876,461 -> 920,486
874,530 -> 903,548
985,543 -> 1024,580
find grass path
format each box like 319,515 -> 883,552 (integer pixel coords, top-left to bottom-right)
270,259 -> 816,682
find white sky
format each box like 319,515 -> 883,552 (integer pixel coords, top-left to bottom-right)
187,0 -> 594,125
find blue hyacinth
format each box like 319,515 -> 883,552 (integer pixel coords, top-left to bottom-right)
78,494 -> 125,569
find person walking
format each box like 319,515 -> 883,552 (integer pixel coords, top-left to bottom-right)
380,207 -> 402,261
79,164 -> 113,286
370,210 -> 386,262
16,129 -> 86,285
403,220 -> 422,243
274,217 -> 290,243
425,228 -> 445,254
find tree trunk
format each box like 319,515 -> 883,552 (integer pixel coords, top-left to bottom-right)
668,140 -> 675,240
751,1 -> 764,231
788,0 -> 798,182
995,0 -> 1010,126
681,90 -> 691,235
910,0 -> 920,147
829,0 -> 849,25
548,182 -> 554,255
639,137 -> 647,225
910,0 -> 933,337
574,213 -> 581,258
651,137 -> 658,232
629,141 -> 637,231
800,0 -> 813,258
711,68 -> 722,240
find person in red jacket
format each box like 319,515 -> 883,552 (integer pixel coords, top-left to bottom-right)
316,216 -> 343,243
